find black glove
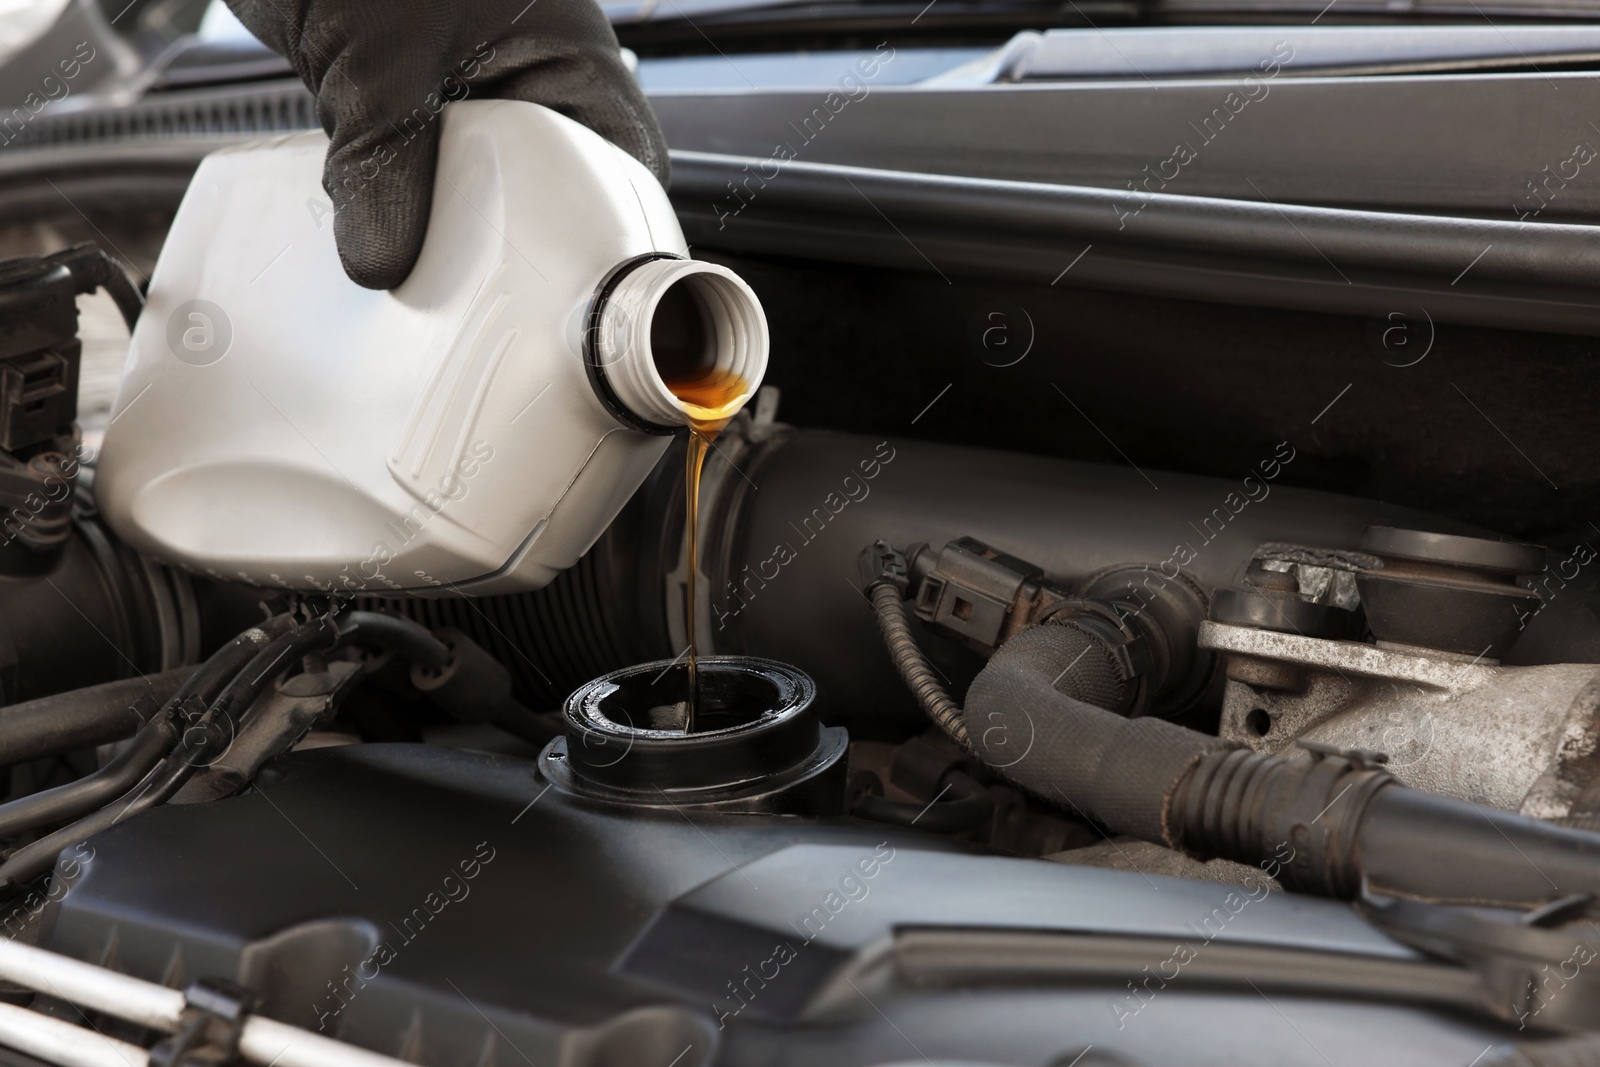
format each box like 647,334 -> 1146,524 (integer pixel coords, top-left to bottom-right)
225,0 -> 669,289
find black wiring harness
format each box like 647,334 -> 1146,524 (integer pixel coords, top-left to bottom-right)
0,608 -> 480,894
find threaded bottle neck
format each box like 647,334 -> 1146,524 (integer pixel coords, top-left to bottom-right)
590,258 -> 769,429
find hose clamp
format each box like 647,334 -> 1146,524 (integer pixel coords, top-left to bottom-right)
1275,743 -> 1396,897
149,978 -> 257,1067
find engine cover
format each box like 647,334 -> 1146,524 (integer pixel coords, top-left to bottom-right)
34,743 -> 1506,1067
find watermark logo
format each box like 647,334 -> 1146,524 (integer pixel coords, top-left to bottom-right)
714,842 -> 898,1029
1512,141 -> 1596,223
1112,40 -> 1295,229
312,840 -> 497,1030
0,41 -> 96,148
1366,306 -> 1433,368
1109,840 -> 1294,1030
710,42 -> 896,230
575,705 -> 638,768
166,300 -> 233,366
714,441 -> 897,630
979,705 -> 1036,768
1379,701 -> 1436,770
176,702 -> 238,769
968,300 -> 1034,367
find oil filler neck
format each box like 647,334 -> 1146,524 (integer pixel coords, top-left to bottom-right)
540,656 -> 847,815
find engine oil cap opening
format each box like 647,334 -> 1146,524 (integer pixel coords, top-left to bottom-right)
540,656 -> 847,814
579,657 -> 789,737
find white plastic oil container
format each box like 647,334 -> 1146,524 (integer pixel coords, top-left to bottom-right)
97,99 -> 768,596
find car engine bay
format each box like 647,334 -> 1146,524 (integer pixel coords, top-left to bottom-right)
0,5 -> 1591,1067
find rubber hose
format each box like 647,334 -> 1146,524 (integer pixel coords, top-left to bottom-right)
852,770 -> 994,834
40,243 -> 143,331
169,614 -> 300,711
938,608 -> 1600,905
0,616 -> 295,840
406,628 -> 560,743
337,611 -> 449,669
869,581 -> 969,749
0,724 -> 178,840
195,617 -> 341,738
0,745 -> 201,892
0,618 -> 334,891
1169,721 -> 1600,904
962,623 -> 1233,845
97,265 -> 144,333
0,668 -> 190,766
1355,786 -> 1600,906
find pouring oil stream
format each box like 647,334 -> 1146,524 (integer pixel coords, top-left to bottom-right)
664,368 -> 750,731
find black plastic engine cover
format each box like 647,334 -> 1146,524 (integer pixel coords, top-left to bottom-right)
35,744 -> 1509,1067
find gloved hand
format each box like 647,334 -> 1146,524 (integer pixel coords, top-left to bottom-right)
225,0 -> 669,290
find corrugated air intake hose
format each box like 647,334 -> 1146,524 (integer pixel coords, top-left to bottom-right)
867,571 -> 1600,909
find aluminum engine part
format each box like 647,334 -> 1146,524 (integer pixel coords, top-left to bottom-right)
1202,620 -> 1600,818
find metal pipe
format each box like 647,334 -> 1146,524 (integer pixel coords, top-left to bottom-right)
0,1002 -> 149,1067
238,1017 -> 419,1067
0,936 -> 414,1067
0,937 -> 182,1031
